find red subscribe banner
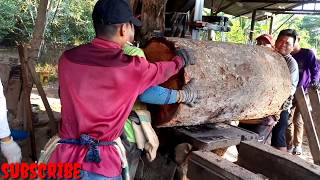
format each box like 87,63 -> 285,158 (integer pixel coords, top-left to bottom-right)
1,163 -> 81,179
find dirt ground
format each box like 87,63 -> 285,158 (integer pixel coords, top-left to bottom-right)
19,82 -> 61,163
22,82 -> 314,164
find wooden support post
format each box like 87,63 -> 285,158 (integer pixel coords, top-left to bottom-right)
308,88 -> 320,143
25,49 -> 57,136
238,141 -> 320,180
249,10 -> 256,43
18,45 -> 37,161
295,87 -> 320,165
188,151 -> 264,180
269,16 -> 273,35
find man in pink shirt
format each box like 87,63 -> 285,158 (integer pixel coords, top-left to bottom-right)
48,0 -> 195,179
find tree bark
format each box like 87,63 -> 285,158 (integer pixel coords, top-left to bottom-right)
29,0 -> 49,61
141,0 -> 167,40
143,38 -> 291,127
129,0 -> 140,14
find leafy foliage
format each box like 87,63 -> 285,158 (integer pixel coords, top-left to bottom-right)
0,0 -> 37,45
0,0 -> 97,46
45,0 -> 97,45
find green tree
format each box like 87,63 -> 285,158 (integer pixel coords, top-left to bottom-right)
300,16 -> 320,54
0,0 -> 97,46
45,0 -> 97,45
0,0 -> 37,45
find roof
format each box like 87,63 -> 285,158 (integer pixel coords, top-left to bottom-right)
204,0 -> 320,20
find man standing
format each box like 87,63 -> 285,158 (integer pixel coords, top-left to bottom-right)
48,0 -> 195,179
271,29 -> 299,152
0,79 -> 22,163
287,30 -> 320,155
122,44 -> 198,179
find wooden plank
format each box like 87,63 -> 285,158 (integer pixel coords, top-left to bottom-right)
25,48 -> 57,136
188,151 -> 264,180
308,88 -> 320,144
238,141 -> 320,180
18,45 -> 37,161
295,87 -> 320,165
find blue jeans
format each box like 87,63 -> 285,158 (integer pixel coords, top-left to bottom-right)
80,171 -> 123,180
271,110 -> 289,148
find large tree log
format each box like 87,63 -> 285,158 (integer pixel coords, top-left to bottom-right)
143,38 -> 291,127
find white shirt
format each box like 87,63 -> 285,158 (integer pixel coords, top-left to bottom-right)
283,54 -> 299,96
0,79 -> 10,138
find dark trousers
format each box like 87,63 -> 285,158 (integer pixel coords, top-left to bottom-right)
121,134 -> 142,180
271,110 -> 290,148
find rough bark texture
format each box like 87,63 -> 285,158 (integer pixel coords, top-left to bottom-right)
129,0 -> 140,14
141,0 -> 167,40
30,0 -> 49,61
143,38 -> 291,127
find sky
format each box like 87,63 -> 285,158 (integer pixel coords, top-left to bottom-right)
293,3 -> 320,10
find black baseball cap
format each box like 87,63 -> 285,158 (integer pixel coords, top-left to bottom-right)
92,0 -> 142,26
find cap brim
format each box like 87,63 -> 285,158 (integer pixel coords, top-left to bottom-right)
130,17 -> 142,27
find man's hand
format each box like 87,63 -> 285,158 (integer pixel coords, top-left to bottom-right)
176,48 -> 196,67
178,78 -> 200,107
1,136 -> 22,163
311,81 -> 320,90
282,95 -> 293,111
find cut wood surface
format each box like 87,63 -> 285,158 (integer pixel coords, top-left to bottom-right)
143,38 -> 291,127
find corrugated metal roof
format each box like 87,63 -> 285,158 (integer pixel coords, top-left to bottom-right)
203,0 -> 318,20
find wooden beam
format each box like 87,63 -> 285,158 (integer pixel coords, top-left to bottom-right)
295,87 -> 320,165
18,45 -> 37,161
215,2 -> 234,14
249,10 -> 256,42
258,8 -> 320,13
269,16 -> 274,35
268,12 -> 320,15
307,89 -> 320,148
238,141 -> 320,180
188,151 -> 265,180
235,3 -> 275,17
25,47 -> 57,136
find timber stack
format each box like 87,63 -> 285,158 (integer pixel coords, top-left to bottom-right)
143,37 -> 291,127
